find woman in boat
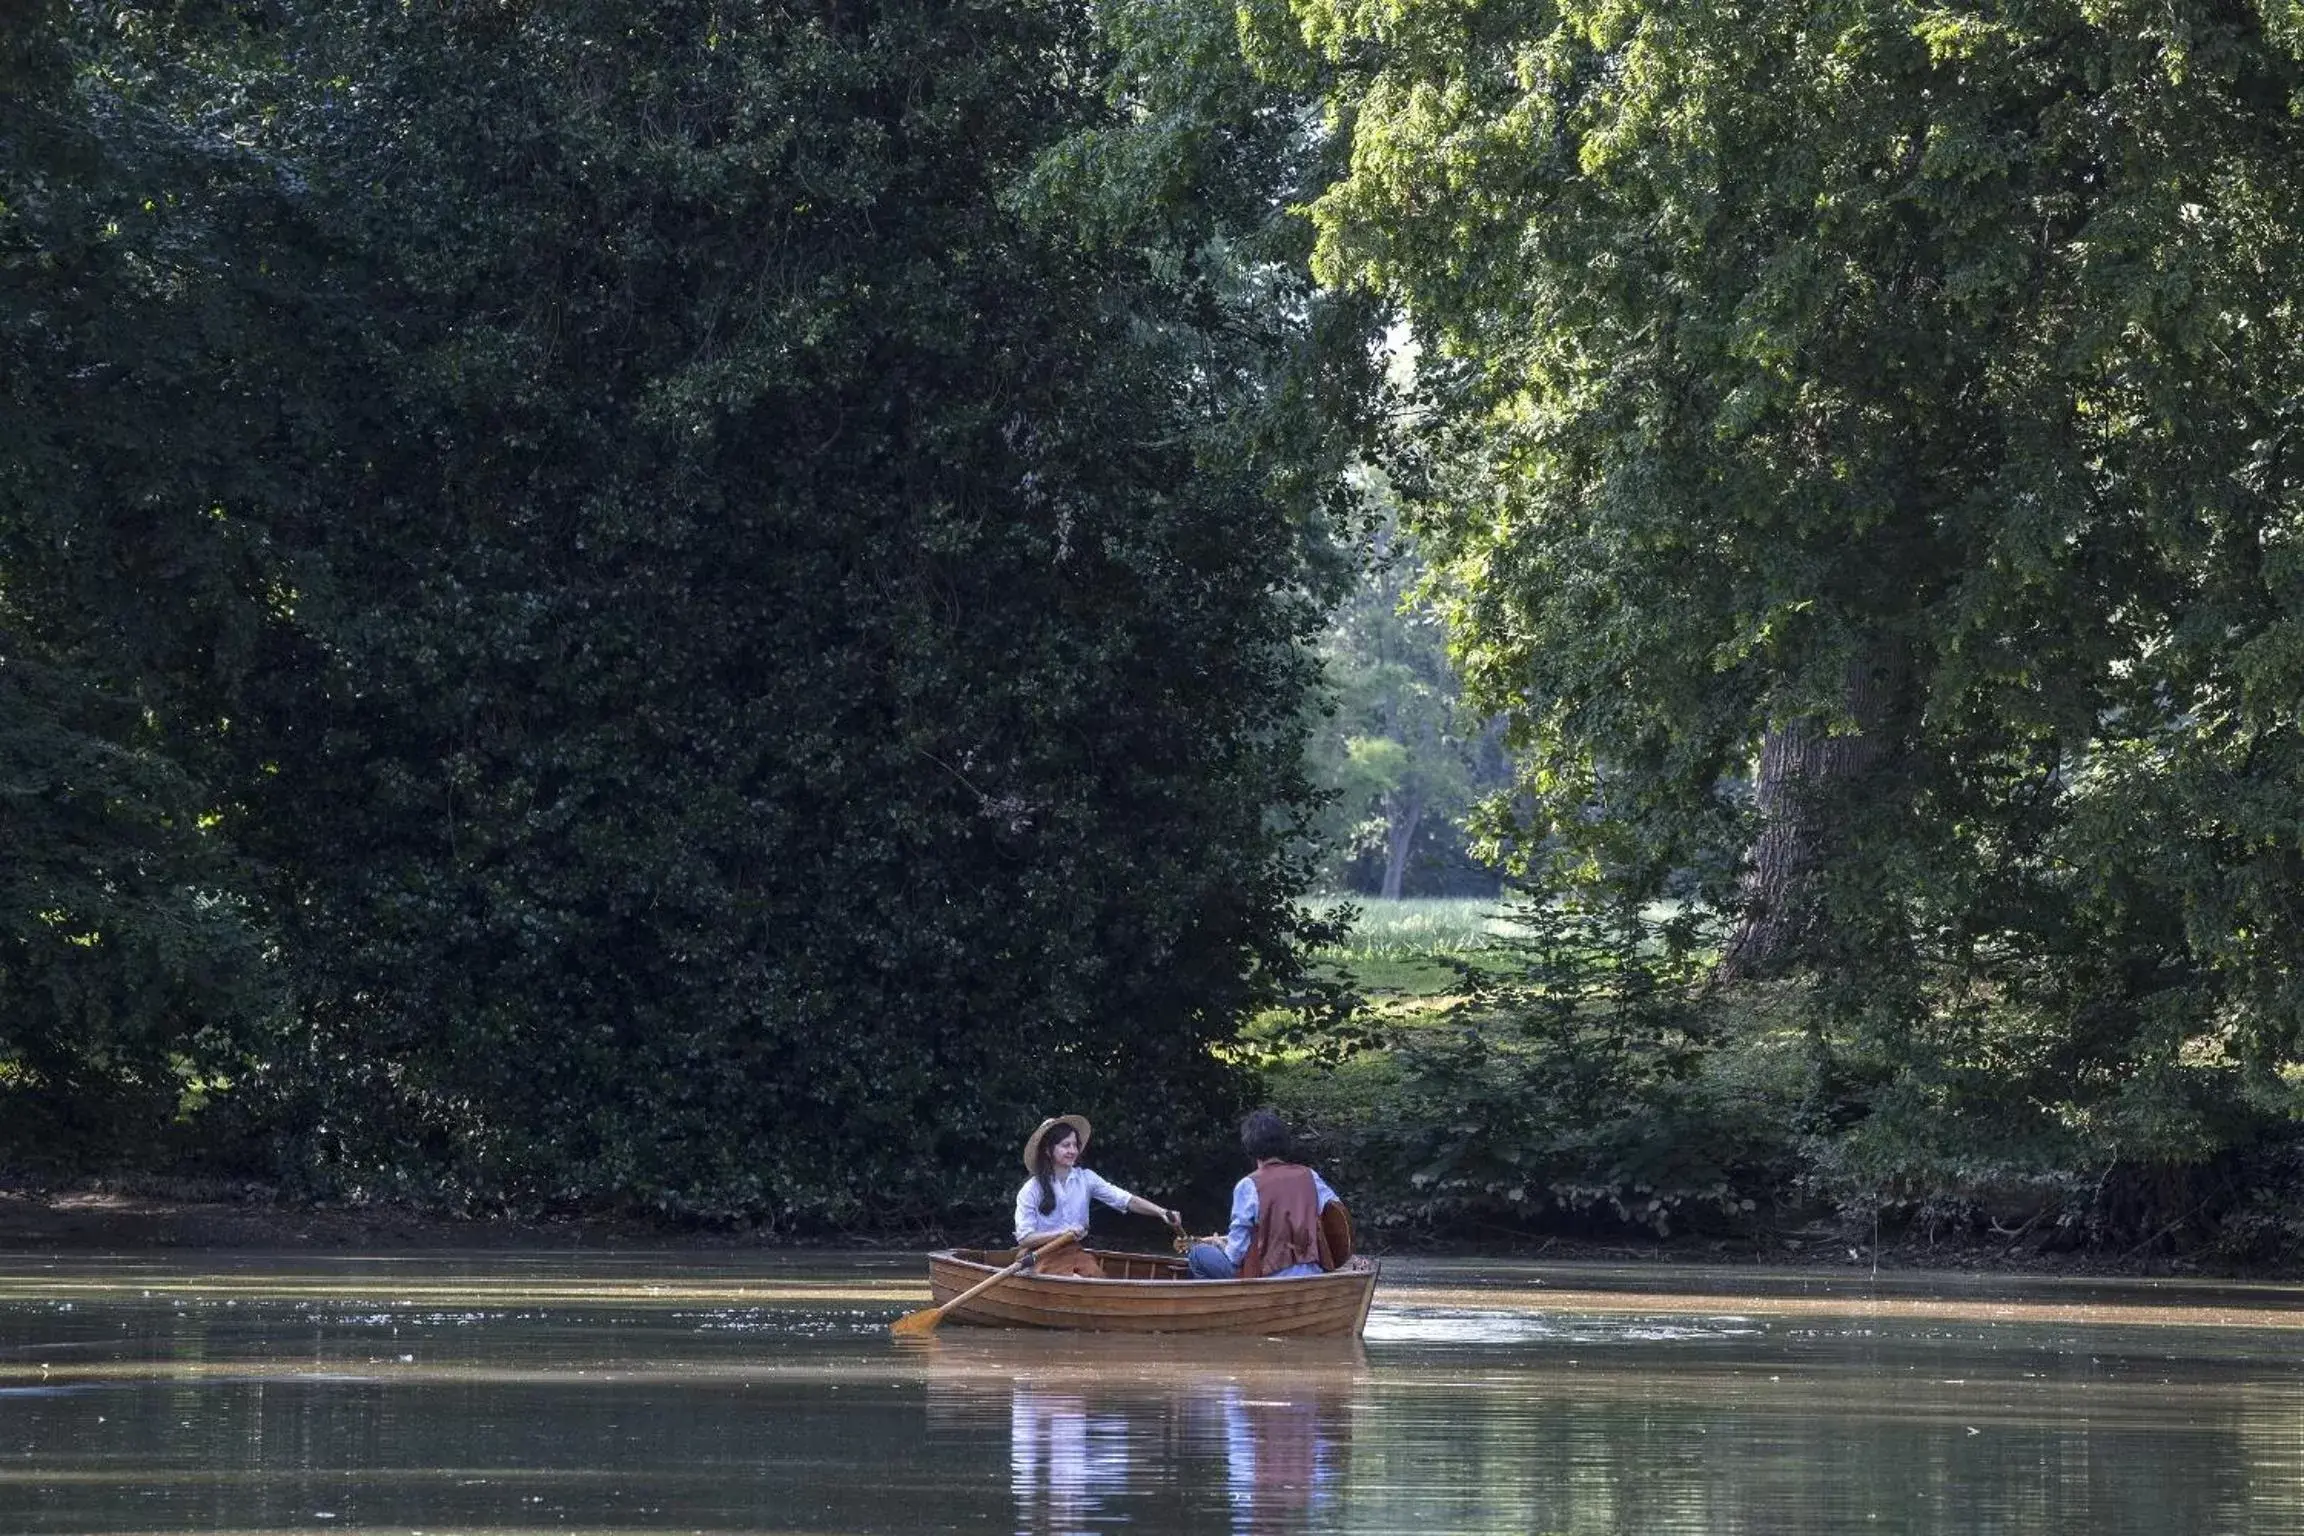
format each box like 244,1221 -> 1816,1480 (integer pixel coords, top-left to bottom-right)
1186,1109 -> 1343,1280
1015,1114 -> 1183,1278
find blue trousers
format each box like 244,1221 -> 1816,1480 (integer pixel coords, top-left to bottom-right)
1188,1244 -> 1321,1280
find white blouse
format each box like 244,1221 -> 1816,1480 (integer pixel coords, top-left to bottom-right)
1013,1167 -> 1137,1242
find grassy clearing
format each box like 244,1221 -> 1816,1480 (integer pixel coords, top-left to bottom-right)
1310,896 -> 1516,959
1261,898 -> 1823,1241
1308,896 -> 1519,1000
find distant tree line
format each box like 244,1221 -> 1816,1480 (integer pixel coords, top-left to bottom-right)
1305,484 -> 1511,901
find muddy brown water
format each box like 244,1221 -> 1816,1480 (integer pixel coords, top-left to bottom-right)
1,1253 -> 2300,1533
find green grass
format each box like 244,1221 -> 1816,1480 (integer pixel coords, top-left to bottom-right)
1310,896 -> 1518,961
1305,896 -> 1520,999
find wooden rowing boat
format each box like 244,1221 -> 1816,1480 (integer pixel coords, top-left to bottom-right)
924,1247 -> 1379,1337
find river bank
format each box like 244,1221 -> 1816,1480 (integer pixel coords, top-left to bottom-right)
1,1182 -> 2285,1280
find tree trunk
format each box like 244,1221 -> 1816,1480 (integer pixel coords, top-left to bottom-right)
1719,655 -> 1900,978
1379,788 -> 1425,901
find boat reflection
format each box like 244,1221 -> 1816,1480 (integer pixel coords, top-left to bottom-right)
921,1329 -> 1366,1534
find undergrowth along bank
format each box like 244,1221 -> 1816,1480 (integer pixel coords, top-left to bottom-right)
1264,896 -> 2304,1267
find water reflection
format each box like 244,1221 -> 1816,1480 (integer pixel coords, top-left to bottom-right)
2,1256 -> 2304,1534
1009,1383 -> 1131,1533
924,1332 -> 1363,1534
1213,1378 -> 1348,1534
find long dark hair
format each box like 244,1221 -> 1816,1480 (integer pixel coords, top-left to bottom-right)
1033,1127 -> 1078,1215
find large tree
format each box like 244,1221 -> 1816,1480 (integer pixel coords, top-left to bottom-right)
207,0 -> 1370,1219
1274,0 -> 2304,1176
0,0 -> 1373,1218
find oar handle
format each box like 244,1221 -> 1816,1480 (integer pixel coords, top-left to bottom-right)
964,1229 -> 1075,1299
892,1230 -> 1077,1336
939,1230 -> 1077,1311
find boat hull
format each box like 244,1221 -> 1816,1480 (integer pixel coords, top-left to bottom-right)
926,1247 -> 1378,1338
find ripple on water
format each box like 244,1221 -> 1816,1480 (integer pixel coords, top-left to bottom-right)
1367,1305 -> 1764,1346
687,1307 -> 893,1337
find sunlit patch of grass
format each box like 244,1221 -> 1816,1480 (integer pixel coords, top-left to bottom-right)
1261,1040 -> 1408,1120
1224,901 -> 1506,1073
1309,896 -> 1517,961
1305,896 -> 1521,999
1323,950 -> 1484,998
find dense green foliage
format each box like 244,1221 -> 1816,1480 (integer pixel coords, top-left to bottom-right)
1255,0 -> 2304,1242
1271,898 -> 1799,1238
15,0 -> 2304,1254
1,0 -> 1372,1223
0,7 -> 293,1161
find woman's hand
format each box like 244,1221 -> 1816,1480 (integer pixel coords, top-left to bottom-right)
1129,1195 -> 1184,1230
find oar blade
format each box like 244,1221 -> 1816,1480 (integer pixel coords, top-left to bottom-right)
894,1237 -> 1058,1336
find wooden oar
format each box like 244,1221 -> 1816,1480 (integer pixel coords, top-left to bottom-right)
891,1231 -> 1076,1336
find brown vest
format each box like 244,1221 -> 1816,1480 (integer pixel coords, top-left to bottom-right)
1241,1162 -> 1333,1279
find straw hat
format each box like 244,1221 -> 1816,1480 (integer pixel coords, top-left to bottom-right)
1021,1113 -> 1092,1172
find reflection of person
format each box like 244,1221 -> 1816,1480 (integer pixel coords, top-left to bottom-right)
1223,1385 -> 1342,1536
1015,1114 -> 1183,1278
1188,1110 -> 1342,1280
1010,1386 -> 1132,1535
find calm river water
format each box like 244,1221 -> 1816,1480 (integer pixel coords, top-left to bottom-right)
2,1252 -> 2301,1534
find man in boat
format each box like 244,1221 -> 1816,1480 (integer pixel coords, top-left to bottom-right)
1014,1113 -> 1185,1278
1185,1109 -> 1345,1280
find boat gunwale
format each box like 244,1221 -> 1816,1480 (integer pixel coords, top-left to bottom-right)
925,1247 -> 1377,1336
932,1247 -> 1374,1292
